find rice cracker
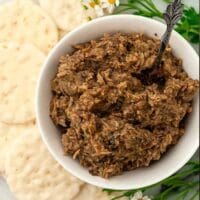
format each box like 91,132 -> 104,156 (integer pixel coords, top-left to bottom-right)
0,0 -> 58,53
39,0 -> 96,32
5,128 -> 83,200
0,42 -> 45,124
0,122 -> 34,175
74,184 -> 110,200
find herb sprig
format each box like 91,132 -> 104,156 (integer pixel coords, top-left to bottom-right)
103,161 -> 200,200
115,0 -> 200,43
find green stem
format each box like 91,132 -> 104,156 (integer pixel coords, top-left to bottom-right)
176,190 -> 189,200
154,181 -> 199,200
190,189 -> 200,200
119,3 -> 143,11
160,186 -> 177,199
119,1 -> 162,18
188,29 -> 200,34
160,168 -> 200,184
110,195 -> 126,200
137,1 -> 160,15
114,7 -> 135,14
143,0 -> 162,15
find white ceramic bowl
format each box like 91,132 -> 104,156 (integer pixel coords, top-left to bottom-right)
36,15 -> 199,190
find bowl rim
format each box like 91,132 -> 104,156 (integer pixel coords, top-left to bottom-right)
36,14 -> 199,190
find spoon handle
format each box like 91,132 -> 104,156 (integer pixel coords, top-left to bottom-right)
153,0 -> 184,67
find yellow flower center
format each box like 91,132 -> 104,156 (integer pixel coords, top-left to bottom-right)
89,2 -> 96,8
108,0 -> 116,4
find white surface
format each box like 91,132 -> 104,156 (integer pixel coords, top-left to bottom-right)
36,15 -> 199,190
0,0 -> 199,198
0,179 -> 15,200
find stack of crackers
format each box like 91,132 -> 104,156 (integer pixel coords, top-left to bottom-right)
0,0 -> 115,199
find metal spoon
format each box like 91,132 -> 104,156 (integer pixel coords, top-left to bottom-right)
152,0 -> 184,69
135,0 -> 184,85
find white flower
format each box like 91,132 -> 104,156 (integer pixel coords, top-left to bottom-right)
80,0 -> 119,16
81,0 -> 104,16
101,0 -> 120,13
94,5 -> 104,16
131,191 -> 151,200
81,0 -> 95,8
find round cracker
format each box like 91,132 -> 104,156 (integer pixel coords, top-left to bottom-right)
0,122 -> 34,175
39,0 -> 96,32
5,128 -> 83,200
74,184 -> 110,200
0,42 -> 45,124
0,0 -> 58,53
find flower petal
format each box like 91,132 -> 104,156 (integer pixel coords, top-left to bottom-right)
134,191 -> 143,199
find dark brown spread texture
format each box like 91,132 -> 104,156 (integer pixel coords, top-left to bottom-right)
50,33 -> 199,178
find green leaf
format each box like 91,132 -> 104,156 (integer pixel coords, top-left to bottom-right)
175,7 -> 200,43
115,0 -> 200,44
